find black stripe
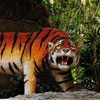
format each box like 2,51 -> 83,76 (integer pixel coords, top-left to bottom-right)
53,30 -> 61,34
66,86 -> 75,91
46,44 -> 49,49
64,74 -> 72,79
1,43 -> 6,58
29,29 -> 43,57
54,37 -> 68,43
49,67 -> 60,70
45,54 -> 49,65
0,32 -> 4,47
1,65 -> 6,72
50,56 -> 54,63
46,35 -> 60,49
11,32 -> 18,53
26,33 -> 33,38
19,42 -> 21,51
42,58 -> 46,70
23,74 -> 26,77
57,78 -> 73,84
24,80 -> 29,84
39,28 -> 53,49
13,62 -> 20,71
34,60 -> 40,72
9,63 -> 16,74
51,35 -> 60,42
20,36 -> 31,63
58,70 -> 71,75
34,68 -> 39,77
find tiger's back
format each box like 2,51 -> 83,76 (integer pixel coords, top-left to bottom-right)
0,28 -> 80,94
0,32 -> 30,74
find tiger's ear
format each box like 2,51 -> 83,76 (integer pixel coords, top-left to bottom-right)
48,42 -> 54,50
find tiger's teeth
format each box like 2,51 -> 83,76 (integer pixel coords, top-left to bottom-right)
62,56 -> 63,60
62,56 -> 64,64
67,57 -> 69,61
61,56 -> 68,64
66,57 -> 69,64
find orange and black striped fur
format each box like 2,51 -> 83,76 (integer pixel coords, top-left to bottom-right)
0,28 -> 80,94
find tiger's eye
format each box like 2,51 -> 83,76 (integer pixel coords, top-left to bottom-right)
69,41 -> 75,48
70,44 -> 75,47
56,44 -> 61,50
59,44 -> 62,47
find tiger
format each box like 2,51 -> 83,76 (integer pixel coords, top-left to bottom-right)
0,27 -> 80,94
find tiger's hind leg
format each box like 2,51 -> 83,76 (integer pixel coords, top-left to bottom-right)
23,61 -> 37,94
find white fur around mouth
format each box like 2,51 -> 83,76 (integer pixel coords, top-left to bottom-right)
58,64 -> 69,71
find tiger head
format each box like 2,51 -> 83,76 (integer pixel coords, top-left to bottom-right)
47,39 -> 80,71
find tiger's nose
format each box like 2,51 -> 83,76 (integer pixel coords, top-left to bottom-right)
63,48 -> 70,53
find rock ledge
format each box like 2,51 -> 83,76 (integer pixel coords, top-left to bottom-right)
7,90 -> 100,100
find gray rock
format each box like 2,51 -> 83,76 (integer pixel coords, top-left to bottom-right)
8,90 -> 100,100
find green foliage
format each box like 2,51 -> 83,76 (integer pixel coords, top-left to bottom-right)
42,0 -> 100,92
0,75 -> 24,98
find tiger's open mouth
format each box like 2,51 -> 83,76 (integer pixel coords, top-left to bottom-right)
56,56 -> 73,65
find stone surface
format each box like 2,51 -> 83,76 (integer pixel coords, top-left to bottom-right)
7,90 -> 100,100
0,0 -> 50,32
0,18 -> 42,32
